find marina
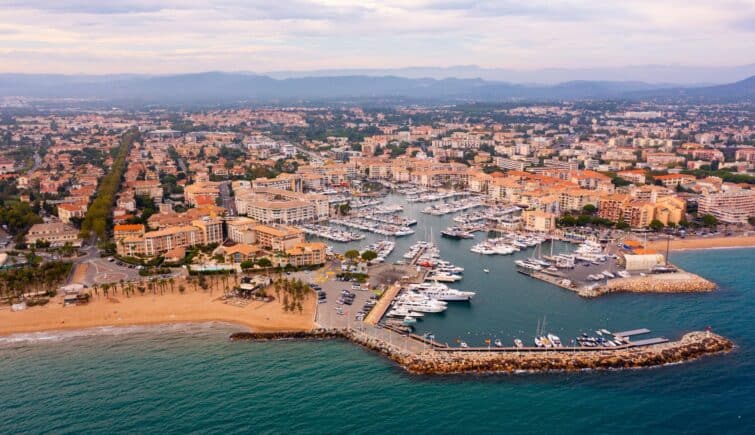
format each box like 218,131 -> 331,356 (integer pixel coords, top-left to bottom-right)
422,197 -> 485,215
406,191 -> 469,203
330,216 -> 415,237
308,192 -> 726,362
300,224 -> 365,242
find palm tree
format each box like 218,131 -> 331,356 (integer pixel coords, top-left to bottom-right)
102,283 -> 110,297
92,283 -> 99,297
168,277 -> 175,293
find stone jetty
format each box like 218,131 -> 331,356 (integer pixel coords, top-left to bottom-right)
589,272 -> 717,297
230,329 -> 733,375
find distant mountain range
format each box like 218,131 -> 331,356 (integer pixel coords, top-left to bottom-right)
267,64 -> 755,85
0,72 -> 753,104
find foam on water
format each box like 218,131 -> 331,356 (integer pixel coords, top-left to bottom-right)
0,321 -> 239,345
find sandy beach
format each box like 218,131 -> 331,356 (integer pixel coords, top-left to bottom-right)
0,287 -> 315,336
645,234 -> 755,252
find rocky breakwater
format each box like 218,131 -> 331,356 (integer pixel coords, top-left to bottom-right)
230,328 -> 417,367
588,272 -> 716,297
403,332 -> 733,375
230,329 -> 733,375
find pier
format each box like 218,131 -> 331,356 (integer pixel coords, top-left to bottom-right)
363,282 -> 401,325
614,328 -> 651,338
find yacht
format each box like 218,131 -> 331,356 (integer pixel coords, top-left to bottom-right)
515,259 -> 543,274
395,301 -> 447,313
514,339 -> 524,348
460,341 -> 469,348
425,271 -> 463,282
408,283 -> 475,301
441,226 -> 475,239
547,333 -> 562,347
494,339 -> 503,347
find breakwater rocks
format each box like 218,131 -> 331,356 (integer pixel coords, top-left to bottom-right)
403,332 -> 732,375
589,272 -> 716,297
230,329 -> 733,375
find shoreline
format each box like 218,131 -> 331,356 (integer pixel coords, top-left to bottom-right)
0,289 -> 315,337
644,234 -> 755,252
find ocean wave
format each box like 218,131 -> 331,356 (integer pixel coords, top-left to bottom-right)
0,322 -> 240,345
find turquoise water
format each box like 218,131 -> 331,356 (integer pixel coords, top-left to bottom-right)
1,196 -> 754,433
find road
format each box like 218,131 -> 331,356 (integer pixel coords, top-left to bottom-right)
219,181 -> 236,216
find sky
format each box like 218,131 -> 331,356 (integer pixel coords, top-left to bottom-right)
0,0 -> 754,75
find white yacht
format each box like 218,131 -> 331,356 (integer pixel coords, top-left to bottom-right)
425,271 -> 463,282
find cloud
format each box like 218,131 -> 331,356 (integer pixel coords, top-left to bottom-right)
0,0 -> 752,74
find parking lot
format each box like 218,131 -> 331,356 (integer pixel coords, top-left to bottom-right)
285,268 -> 378,329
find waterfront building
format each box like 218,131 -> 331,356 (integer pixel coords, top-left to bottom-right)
522,210 -> 557,232
698,189 -> 755,224
252,224 -> 305,251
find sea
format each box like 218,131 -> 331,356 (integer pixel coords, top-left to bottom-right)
1,194 -> 753,434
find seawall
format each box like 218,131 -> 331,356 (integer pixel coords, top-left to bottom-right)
590,272 -> 717,297
230,329 -> 733,375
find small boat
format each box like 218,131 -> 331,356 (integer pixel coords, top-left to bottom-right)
460,341 -> 469,348
494,339 -> 503,347
483,268 -> 489,273
547,333 -> 562,347
514,339 -> 523,348
402,316 -> 417,325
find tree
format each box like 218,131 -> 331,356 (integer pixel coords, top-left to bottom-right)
649,219 -> 665,232
256,257 -> 272,268
240,260 -> 255,271
615,220 -> 630,230
344,250 -> 360,262
558,215 -> 577,227
338,203 -> 351,215
701,214 -> 719,228
582,204 -> 597,215
361,250 -> 378,262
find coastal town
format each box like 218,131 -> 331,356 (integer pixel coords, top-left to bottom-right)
0,101 -> 750,372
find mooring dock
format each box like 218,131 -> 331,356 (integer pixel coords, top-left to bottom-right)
614,328 -> 651,338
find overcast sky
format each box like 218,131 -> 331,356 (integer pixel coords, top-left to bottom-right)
0,0 -> 753,74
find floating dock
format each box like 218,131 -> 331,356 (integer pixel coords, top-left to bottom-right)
614,328 -> 651,338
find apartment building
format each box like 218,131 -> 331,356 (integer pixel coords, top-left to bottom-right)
253,224 -> 305,251
698,189 -> 755,224
522,210 -> 557,232
26,223 -> 81,247
113,224 -> 146,240
277,242 -> 327,267
598,193 -> 684,227
57,202 -> 87,224
654,174 -> 696,188
226,217 -> 257,244
129,180 -> 164,200
117,217 -> 223,257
